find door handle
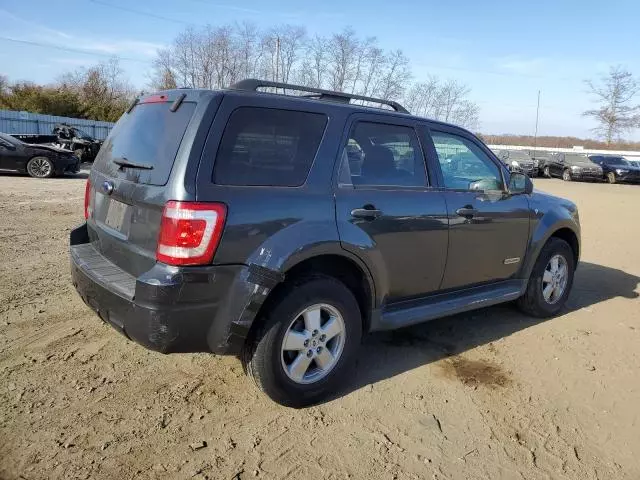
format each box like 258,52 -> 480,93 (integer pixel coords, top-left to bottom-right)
455,206 -> 478,219
351,207 -> 382,220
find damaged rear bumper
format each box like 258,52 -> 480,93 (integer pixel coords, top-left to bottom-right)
70,224 -> 280,355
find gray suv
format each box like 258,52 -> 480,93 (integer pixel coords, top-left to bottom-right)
70,79 -> 580,406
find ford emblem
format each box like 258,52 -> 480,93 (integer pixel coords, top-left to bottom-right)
102,181 -> 114,195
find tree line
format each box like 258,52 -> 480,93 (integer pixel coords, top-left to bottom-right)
151,24 -> 480,128
479,133 -> 640,151
0,59 -> 134,123
1,23 -> 640,144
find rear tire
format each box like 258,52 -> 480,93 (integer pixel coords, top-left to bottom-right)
607,172 -> 616,184
26,156 -> 54,178
517,237 -> 575,318
562,169 -> 572,181
243,275 -> 362,407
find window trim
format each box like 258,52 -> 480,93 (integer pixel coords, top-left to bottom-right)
424,125 -> 508,192
336,114 -> 430,191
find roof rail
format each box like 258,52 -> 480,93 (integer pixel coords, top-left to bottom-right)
229,78 -> 409,114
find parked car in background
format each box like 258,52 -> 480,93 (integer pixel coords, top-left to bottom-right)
496,149 -> 537,177
590,155 -> 640,184
529,151 -> 550,177
0,132 -> 80,178
70,79 -> 581,407
11,123 -> 103,163
543,152 -> 603,181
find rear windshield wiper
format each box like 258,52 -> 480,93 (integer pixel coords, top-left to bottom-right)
113,157 -> 154,170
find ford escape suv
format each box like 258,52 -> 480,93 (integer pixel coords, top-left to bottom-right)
70,79 -> 580,407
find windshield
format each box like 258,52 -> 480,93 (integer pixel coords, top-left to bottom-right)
71,127 -> 93,140
93,101 -> 196,185
606,157 -> 630,166
0,133 -> 21,146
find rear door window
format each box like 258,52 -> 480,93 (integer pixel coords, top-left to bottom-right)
213,107 -> 327,187
93,101 -> 196,185
339,121 -> 427,187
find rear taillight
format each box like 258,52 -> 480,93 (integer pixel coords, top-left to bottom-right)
84,179 -> 91,219
156,201 -> 227,266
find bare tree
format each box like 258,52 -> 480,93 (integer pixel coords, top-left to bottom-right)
359,45 -> 384,97
150,49 -> 178,90
403,76 -> 478,129
376,50 -> 411,100
147,23 -> 480,128
327,27 -> 359,92
276,25 -> 306,84
58,58 -> 135,121
235,22 -> 260,80
298,35 -> 328,88
583,65 -> 640,145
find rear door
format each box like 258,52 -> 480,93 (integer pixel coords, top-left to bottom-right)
87,91 -> 220,277
335,113 -> 448,303
423,125 -> 530,289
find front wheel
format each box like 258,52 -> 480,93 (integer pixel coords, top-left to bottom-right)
607,172 -> 616,184
243,275 -> 362,407
517,237 -> 575,318
562,169 -> 572,181
27,156 -> 54,178
543,166 -> 550,178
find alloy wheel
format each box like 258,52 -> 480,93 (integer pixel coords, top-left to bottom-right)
28,157 -> 52,178
542,254 -> 568,304
280,303 -> 346,384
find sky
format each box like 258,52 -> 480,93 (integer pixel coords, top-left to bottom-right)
1,0 -> 640,140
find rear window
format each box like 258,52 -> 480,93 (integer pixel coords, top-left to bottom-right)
93,102 -> 196,185
213,107 -> 327,186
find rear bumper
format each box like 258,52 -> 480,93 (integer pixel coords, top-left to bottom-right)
69,224 -> 277,355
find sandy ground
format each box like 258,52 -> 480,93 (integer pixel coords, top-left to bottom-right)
0,172 -> 639,480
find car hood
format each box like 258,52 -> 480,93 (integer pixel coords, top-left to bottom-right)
610,164 -> 640,171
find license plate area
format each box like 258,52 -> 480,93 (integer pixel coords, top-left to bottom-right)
104,199 -> 130,234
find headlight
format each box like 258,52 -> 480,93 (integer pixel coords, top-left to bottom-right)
571,165 -> 581,171
533,159 -> 539,167
511,161 -> 519,167
616,169 -> 628,174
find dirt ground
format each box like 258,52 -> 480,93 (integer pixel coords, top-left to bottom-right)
0,172 -> 639,480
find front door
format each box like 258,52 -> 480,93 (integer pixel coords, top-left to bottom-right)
335,115 -> 448,303
0,137 -> 21,170
426,128 -> 530,290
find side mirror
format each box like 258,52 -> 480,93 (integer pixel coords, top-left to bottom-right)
508,172 -> 533,195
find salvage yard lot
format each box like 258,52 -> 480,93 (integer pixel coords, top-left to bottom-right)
0,174 -> 639,480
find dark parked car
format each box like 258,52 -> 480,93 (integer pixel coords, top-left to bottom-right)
528,151 -> 551,176
542,152 -> 603,181
497,149 -> 537,177
590,155 -> 640,184
0,132 -> 80,178
70,80 -> 581,406
12,124 -> 103,163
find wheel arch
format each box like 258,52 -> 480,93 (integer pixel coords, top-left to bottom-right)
521,217 -> 580,281
247,250 -> 376,345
